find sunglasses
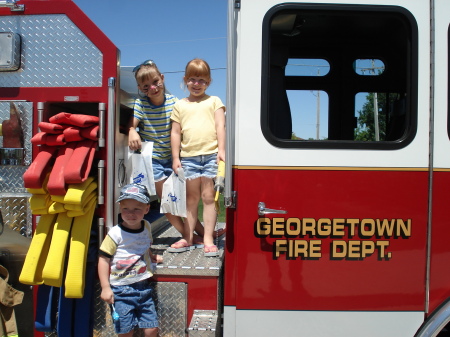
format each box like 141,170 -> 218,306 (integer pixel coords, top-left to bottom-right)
133,59 -> 155,73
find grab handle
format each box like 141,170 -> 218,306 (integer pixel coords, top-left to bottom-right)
258,202 -> 287,216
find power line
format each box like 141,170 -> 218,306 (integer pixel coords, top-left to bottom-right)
163,67 -> 226,74
118,37 -> 226,47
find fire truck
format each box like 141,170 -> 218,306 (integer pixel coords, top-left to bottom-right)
0,0 -> 449,336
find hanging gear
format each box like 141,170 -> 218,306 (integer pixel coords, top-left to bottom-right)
0,265 -> 24,337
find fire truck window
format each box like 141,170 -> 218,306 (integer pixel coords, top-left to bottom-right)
285,59 -> 330,140
287,90 -> 329,140
354,59 -> 385,76
286,59 -> 330,76
261,4 -> 418,149
355,92 -> 405,141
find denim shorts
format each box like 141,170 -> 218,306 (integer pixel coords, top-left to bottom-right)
152,158 -> 173,182
111,279 -> 158,334
181,153 -> 218,180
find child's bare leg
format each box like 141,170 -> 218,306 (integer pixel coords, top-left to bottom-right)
144,327 -> 158,337
200,177 -> 217,248
185,178 -> 201,245
156,179 -> 187,237
194,219 -> 205,237
118,332 -> 133,337
157,178 -> 204,243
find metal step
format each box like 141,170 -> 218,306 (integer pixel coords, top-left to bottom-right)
152,221 -> 226,277
188,310 -> 220,337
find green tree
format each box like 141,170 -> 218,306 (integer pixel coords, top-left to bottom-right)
355,92 -> 389,141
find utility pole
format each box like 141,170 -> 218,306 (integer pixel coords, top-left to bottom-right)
372,59 -> 380,141
316,68 -> 320,140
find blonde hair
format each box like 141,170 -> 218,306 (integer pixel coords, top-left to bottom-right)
184,58 -> 212,83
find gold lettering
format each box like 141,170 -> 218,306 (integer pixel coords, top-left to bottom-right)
397,219 -> 411,237
376,219 -> 395,236
348,240 -> 361,258
361,241 -> 375,258
376,240 -> 390,259
286,218 -> 301,236
332,219 -> 346,236
272,218 -> 285,236
346,219 -> 359,237
309,240 -> 322,258
317,219 -> 331,236
274,239 -> 288,258
293,240 -> 308,257
303,218 -> 316,236
361,219 -> 375,236
256,218 -> 271,236
331,240 -> 346,258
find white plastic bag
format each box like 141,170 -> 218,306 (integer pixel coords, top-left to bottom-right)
160,168 -> 186,217
127,142 -> 156,196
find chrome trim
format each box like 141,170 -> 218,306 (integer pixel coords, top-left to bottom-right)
37,102 -> 44,128
425,0 -> 436,314
0,0 -> 24,11
258,202 -> 288,216
98,102 -> 106,148
415,299 -> 450,337
225,0 -> 238,208
106,77 -> 116,230
97,159 -> 105,205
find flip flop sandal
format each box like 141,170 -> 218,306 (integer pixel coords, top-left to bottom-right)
204,245 -> 219,257
167,240 -> 196,253
167,245 -> 196,253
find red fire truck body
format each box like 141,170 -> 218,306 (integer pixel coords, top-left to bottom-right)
224,0 -> 450,335
0,0 -> 449,336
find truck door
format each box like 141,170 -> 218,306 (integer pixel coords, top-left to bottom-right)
428,0 -> 450,317
225,1 -> 428,336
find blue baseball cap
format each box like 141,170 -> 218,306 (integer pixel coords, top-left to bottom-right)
116,184 -> 150,204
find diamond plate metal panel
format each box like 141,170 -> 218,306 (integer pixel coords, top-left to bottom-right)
0,101 -> 33,236
92,280 -> 119,337
0,14 -> 102,87
153,282 -> 187,337
0,165 -> 28,192
152,222 -> 225,277
0,195 -> 31,234
0,101 -> 33,165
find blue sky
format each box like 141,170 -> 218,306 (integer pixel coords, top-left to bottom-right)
72,0 -> 382,141
73,0 -> 228,104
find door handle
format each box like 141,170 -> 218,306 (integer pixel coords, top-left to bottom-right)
258,202 -> 288,216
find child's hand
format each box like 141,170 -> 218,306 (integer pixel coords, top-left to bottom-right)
151,254 -> 163,264
217,150 -> 225,163
128,128 -> 142,151
172,159 -> 182,173
100,286 -> 114,304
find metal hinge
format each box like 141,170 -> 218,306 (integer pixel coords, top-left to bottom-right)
235,0 -> 240,9
225,191 -> 236,209
0,0 -> 24,11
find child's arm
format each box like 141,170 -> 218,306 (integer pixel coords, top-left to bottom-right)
98,255 -> 114,304
215,107 -> 226,162
171,121 -> 182,172
128,117 -> 142,151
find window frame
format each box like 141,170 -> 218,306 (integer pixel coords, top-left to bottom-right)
260,3 -> 418,150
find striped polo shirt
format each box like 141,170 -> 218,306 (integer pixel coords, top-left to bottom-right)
133,93 -> 177,159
